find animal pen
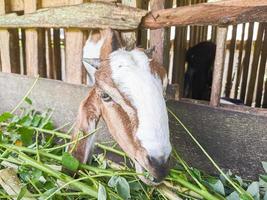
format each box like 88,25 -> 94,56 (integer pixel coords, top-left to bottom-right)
0,0 -> 267,183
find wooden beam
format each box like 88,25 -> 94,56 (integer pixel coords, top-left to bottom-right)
142,0 -> 267,29
0,0 -> 20,74
210,27 -> 228,107
0,2 -> 147,30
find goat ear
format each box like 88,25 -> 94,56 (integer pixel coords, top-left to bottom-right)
69,88 -> 101,164
83,58 -> 100,86
100,28 -> 123,60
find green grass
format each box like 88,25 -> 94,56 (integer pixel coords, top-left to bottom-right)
0,77 -> 266,200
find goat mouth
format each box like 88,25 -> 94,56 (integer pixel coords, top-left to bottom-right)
134,161 -> 161,186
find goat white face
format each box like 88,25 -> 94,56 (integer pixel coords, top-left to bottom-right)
70,29 -> 172,185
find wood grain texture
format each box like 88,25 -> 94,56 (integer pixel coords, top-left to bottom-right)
24,0 -> 46,77
142,0 -> 267,29
0,2 -> 147,30
0,0 -> 20,74
210,27 -> 228,107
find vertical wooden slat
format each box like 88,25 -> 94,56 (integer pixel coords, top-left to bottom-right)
172,0 -> 188,98
53,29 -> 62,80
24,0 -> 46,77
65,0 -> 84,84
121,0 -> 140,49
21,29 -> 26,75
234,23 -> 246,98
0,0 -> 20,73
210,27 -> 228,107
245,23 -> 265,106
255,24 -> 267,107
211,26 -> 217,43
240,22 -> 254,101
137,0 -> 148,49
224,25 -> 237,97
150,0 -> 172,69
45,29 -> 54,79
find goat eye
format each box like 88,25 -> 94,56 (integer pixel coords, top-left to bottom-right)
101,92 -> 112,102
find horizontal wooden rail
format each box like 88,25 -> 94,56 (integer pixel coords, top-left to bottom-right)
0,0 -> 267,30
0,2 -> 147,30
142,0 -> 267,28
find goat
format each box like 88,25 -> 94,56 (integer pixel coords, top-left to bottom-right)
183,41 -> 244,105
184,41 -> 216,100
69,29 -> 172,185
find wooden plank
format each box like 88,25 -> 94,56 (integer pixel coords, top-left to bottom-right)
234,23 -> 246,98
171,0 -> 188,98
137,0 -> 149,48
255,24 -> 267,107
10,0 -> 115,12
239,22 -> 254,101
150,0 -> 172,69
245,23 -> 265,106
210,27 -> 228,107
53,29 -> 62,80
24,0 -> 46,77
142,0 -> 267,29
0,2 -> 147,30
0,0 -> 20,74
224,25 -> 237,97
46,29 -> 54,79
20,29 -> 26,75
65,0 -> 84,84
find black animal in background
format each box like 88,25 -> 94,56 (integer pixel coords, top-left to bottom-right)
184,41 -> 216,100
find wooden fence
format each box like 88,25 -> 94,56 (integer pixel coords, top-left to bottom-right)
0,0 -> 266,108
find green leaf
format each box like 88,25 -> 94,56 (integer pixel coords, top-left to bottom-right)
226,191 -> 240,200
262,162 -> 267,173
108,176 -> 119,188
62,152 -> 79,171
209,180 -> 225,196
116,177 -> 131,200
0,112 -> 13,122
98,183 -> 107,200
129,181 -> 142,191
108,176 -> 131,199
24,97 -> 32,105
39,188 -> 57,200
246,182 -> 259,199
18,127 -> 34,146
17,185 -> 28,200
260,175 -> 267,183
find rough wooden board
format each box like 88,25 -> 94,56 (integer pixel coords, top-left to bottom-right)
0,2 -> 147,30
142,0 -> 267,28
0,72 -> 267,179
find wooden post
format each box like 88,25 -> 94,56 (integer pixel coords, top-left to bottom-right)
45,29 -> 54,79
65,0 -> 84,84
24,0 -> 46,77
245,23 -> 265,106
210,27 -> 228,107
255,23 -> 267,107
0,0 -> 20,73
224,25 -> 237,97
150,0 -> 172,69
240,22 -> 254,101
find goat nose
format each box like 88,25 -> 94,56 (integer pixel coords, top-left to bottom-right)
147,156 -> 170,182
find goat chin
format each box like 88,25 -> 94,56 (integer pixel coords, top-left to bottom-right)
134,161 -> 161,186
